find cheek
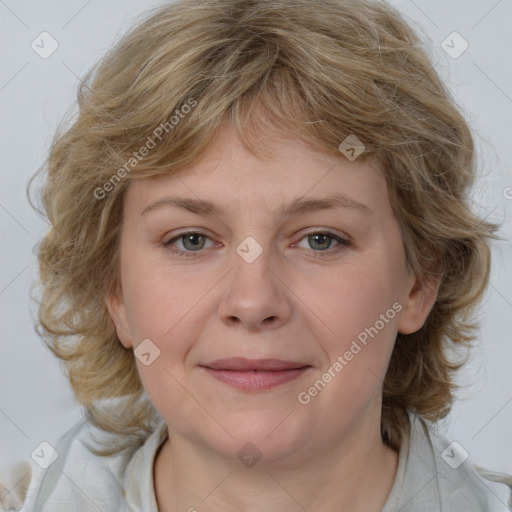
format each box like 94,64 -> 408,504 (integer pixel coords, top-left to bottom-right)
298,262 -> 400,406
297,271 -> 399,422
120,259 -> 211,393
309,264 -> 400,347
122,256 -> 207,341
123,274 -> 200,420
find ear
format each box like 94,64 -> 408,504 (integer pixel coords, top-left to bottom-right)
105,287 -> 133,349
397,271 -> 440,335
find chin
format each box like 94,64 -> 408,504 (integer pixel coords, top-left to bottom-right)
199,409 -> 313,466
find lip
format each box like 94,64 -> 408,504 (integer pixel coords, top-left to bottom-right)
201,357 -> 309,371
200,358 -> 312,391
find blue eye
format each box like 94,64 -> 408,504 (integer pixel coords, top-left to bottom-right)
297,232 -> 349,252
164,231 -> 213,255
163,230 -> 350,258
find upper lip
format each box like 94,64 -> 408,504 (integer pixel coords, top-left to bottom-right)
201,357 -> 310,371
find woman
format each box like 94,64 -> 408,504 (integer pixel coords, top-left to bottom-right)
3,0 -> 511,510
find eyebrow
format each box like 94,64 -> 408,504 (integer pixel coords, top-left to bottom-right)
140,192 -> 374,221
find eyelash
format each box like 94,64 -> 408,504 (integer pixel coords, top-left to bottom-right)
162,230 -> 350,258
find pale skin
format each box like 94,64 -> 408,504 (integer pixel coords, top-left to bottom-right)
107,124 -> 439,512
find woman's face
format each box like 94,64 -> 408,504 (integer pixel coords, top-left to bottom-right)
108,124 -> 436,464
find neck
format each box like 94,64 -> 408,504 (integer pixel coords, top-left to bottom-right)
154,409 -> 399,512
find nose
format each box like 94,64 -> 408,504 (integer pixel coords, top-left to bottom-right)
217,242 -> 293,332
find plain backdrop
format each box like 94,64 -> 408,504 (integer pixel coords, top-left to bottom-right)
1,0 -> 511,506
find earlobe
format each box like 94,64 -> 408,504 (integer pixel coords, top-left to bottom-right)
397,272 -> 440,335
105,290 -> 133,349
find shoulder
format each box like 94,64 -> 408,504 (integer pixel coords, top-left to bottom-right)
0,417 -> 166,512
398,413 -> 511,512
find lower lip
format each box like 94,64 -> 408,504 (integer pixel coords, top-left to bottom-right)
201,367 -> 310,391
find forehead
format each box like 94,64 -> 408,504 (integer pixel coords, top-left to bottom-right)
124,124 -> 391,221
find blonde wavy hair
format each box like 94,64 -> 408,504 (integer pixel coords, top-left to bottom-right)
30,0 -> 498,454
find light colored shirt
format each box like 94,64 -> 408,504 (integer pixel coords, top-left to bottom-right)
2,412 -> 511,511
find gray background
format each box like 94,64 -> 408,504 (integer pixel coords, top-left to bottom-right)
1,0 -> 511,506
